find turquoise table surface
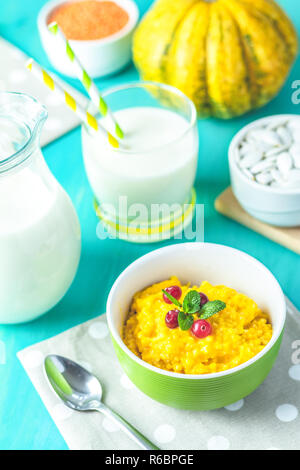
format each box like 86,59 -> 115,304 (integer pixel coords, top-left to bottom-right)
1,0 -> 300,450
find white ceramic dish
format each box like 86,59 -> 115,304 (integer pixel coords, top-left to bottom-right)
229,114 -> 300,227
37,0 -> 139,78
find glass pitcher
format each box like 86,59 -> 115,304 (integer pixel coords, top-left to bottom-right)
0,92 -> 81,324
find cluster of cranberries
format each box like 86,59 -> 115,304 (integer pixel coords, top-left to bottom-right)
163,286 -> 212,338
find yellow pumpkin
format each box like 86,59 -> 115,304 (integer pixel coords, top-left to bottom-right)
133,0 -> 298,119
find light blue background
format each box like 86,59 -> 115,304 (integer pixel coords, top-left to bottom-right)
0,0 -> 299,450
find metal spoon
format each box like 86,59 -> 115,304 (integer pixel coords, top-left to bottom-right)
44,354 -> 158,450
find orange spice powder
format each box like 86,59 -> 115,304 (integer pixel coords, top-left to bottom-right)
47,0 -> 129,40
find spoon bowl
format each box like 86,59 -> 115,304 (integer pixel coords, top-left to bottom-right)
44,354 -> 158,450
45,355 -> 103,411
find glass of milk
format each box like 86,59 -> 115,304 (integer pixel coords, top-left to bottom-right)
0,92 -> 81,323
81,82 -> 198,242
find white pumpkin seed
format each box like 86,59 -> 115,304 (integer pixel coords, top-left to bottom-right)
266,120 -> 288,131
290,143 -> 300,169
286,169 -> 300,182
271,181 -> 283,188
276,126 -> 292,147
255,141 -> 274,153
250,158 -> 276,174
255,171 -> 273,185
265,145 -> 288,157
287,120 -> 300,133
242,168 -> 254,180
247,129 -> 281,147
287,121 -> 300,141
270,168 -> 282,182
292,154 -> 300,169
274,169 -> 300,189
292,131 -> 300,144
277,152 -> 293,177
239,151 -> 262,169
239,142 -> 257,157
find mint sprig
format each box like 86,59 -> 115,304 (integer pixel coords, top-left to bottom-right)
162,290 -> 182,308
178,311 -> 194,330
199,300 -> 226,320
182,290 -> 201,314
162,288 -> 226,331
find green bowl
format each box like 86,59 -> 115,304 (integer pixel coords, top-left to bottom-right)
107,243 -> 286,410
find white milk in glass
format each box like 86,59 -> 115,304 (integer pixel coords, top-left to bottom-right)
82,100 -> 198,241
0,92 -> 81,323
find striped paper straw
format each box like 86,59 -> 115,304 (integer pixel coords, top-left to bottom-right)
25,58 -> 122,149
48,21 -> 124,140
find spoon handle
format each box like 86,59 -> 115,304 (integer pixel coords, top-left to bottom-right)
94,403 -> 159,450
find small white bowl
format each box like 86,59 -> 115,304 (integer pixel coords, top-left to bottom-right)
229,114 -> 300,227
37,0 -> 139,78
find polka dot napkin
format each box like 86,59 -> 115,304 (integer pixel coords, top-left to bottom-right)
0,37 -> 89,147
17,299 -> 300,450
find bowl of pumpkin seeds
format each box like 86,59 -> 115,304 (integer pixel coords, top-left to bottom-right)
229,114 -> 300,227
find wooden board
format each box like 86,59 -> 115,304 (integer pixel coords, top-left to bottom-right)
215,187 -> 300,255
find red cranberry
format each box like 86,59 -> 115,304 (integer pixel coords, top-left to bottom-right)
191,319 -> 212,338
165,310 -> 179,329
199,292 -> 209,307
163,286 -> 182,304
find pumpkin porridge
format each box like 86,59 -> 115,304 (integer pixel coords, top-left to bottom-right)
123,276 -> 273,374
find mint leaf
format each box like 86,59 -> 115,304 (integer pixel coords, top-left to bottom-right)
178,311 -> 194,331
162,289 -> 182,308
182,290 -> 201,314
199,300 -> 226,320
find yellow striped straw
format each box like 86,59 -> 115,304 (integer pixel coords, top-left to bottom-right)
25,58 -> 122,149
48,21 -> 124,140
